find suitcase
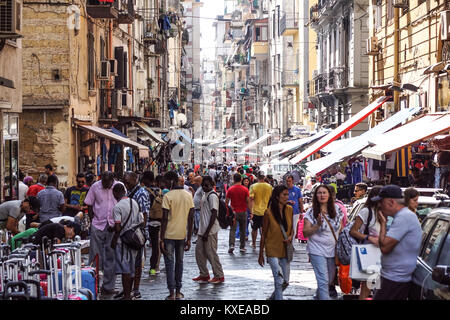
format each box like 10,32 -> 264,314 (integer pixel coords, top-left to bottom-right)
57,268 -> 96,299
297,216 -> 308,241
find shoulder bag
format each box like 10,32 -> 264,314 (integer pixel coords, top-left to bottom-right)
120,198 -> 146,250
279,220 -> 294,263
322,213 -> 340,266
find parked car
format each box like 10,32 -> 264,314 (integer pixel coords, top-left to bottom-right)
410,208 -> 450,300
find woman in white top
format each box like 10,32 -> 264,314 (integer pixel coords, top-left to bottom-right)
349,185 -> 383,300
303,184 -> 344,300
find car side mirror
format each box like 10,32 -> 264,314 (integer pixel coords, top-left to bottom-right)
432,265 -> 450,286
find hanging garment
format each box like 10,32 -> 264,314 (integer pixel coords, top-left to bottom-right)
351,161 -> 363,184
344,166 -> 353,184
395,146 -> 412,177
386,153 -> 396,170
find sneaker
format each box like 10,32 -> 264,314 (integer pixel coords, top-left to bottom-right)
192,275 -> 210,283
149,269 -> 157,276
228,245 -> 234,254
208,277 -> 225,284
132,290 -> 142,299
239,248 -> 246,253
329,286 -> 338,298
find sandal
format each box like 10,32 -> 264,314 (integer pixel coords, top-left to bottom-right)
165,295 -> 176,300
175,292 -> 185,300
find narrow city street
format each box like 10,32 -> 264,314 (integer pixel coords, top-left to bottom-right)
112,229 -> 323,300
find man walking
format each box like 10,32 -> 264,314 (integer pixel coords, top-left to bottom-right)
160,171 -> 195,300
192,176 -> 225,284
249,172 -> 272,249
286,175 -> 304,239
84,171 -> 119,296
226,173 -> 250,253
37,175 -> 65,223
64,173 -> 89,217
111,183 -> 143,300
371,185 -> 422,300
122,171 -> 150,299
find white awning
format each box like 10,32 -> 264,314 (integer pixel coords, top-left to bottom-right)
290,96 -> 390,164
78,125 -> 149,158
306,107 -> 422,175
321,137 -> 356,154
362,112 -> 450,160
263,130 -> 330,155
241,133 -> 272,151
135,122 -> 164,144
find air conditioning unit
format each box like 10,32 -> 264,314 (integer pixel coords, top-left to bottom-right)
0,0 -> 21,36
98,61 -> 111,80
366,36 -> 379,55
109,59 -> 118,76
441,11 -> 450,41
393,0 -> 408,9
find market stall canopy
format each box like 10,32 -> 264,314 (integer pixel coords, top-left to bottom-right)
263,130 -> 330,155
176,130 -> 194,145
236,151 -> 259,156
135,122 -> 164,144
241,133 -> 272,151
289,96 -> 390,164
216,142 -> 242,148
321,137 -> 356,154
362,113 -> 450,161
306,106 -> 422,175
78,125 -> 149,158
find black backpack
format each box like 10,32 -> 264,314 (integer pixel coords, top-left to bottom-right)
207,192 -> 234,229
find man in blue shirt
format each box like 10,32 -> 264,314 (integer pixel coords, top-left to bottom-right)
286,175 -> 304,239
371,185 -> 422,300
37,175 -> 65,222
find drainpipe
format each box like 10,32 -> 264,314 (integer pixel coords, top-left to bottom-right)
108,20 -> 113,115
128,23 -> 133,116
393,7 -> 400,112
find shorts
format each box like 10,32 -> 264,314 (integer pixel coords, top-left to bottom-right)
251,215 -> 264,230
115,241 -> 138,276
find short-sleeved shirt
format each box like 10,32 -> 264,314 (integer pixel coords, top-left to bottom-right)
161,187 -> 194,240
64,186 -> 89,217
0,200 -> 24,228
193,187 -> 204,210
381,207 -> 422,282
128,185 -> 151,215
305,205 -> 344,258
32,223 -> 66,245
37,187 -> 65,222
226,184 -> 249,213
27,184 -> 46,197
113,198 -> 143,236
249,182 -> 273,216
199,191 -> 220,236
288,186 -> 303,215
84,180 -> 119,231
357,207 -> 380,237
18,182 -> 29,201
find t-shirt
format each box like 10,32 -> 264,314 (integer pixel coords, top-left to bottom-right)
226,184 -> 249,213
304,205 -> 344,258
357,207 -> 380,237
0,200 -> 24,227
198,191 -> 220,236
37,187 -> 65,222
64,186 -> 89,217
32,223 -> 66,245
288,186 -> 303,215
162,188 -> 194,240
113,198 -> 143,236
18,182 -> 29,201
381,207 -> 422,282
27,184 -> 46,197
249,182 -> 273,216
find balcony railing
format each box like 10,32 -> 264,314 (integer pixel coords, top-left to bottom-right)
280,13 -> 298,36
86,0 -> 119,19
327,67 -> 349,90
282,70 -> 299,87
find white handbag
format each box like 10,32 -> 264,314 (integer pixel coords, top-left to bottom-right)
349,244 -> 381,281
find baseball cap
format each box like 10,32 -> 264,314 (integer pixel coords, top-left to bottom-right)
371,185 -> 403,202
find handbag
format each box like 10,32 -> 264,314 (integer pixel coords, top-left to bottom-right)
279,222 -> 294,263
120,198 -> 146,251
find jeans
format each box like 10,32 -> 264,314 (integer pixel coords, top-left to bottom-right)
229,212 -> 248,249
163,239 -> 185,291
148,225 -> 161,270
309,254 -> 336,300
267,257 -> 290,300
194,209 -> 201,231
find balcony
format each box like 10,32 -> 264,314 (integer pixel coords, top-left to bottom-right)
312,74 -> 326,95
280,13 -> 299,36
87,0 -> 119,19
282,70 -> 299,88
310,5 -> 319,24
117,0 -> 135,24
142,19 -> 160,44
251,41 -> 268,59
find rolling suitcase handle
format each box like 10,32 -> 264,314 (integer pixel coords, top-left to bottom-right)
2,281 -> 30,300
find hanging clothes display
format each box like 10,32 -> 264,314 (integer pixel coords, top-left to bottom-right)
395,146 -> 412,177
344,165 -> 353,184
351,160 -> 363,184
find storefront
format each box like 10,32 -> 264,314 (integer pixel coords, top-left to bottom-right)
2,113 -> 20,201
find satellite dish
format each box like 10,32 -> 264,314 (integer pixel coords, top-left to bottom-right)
176,113 -> 187,126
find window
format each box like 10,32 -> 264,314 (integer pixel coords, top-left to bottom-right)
255,26 -> 268,41
375,0 -> 382,29
421,218 -> 436,250
437,232 -> 450,266
421,220 -> 449,267
387,0 -> 394,23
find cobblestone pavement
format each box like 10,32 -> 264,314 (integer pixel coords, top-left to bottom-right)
99,228 -> 344,300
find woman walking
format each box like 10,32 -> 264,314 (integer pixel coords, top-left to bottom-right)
303,184 -> 344,300
258,185 -> 293,300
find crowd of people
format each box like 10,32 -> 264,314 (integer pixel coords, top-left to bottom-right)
0,162 -> 426,301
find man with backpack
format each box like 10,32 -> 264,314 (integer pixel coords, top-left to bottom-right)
192,176 -> 225,284
142,171 -> 163,276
